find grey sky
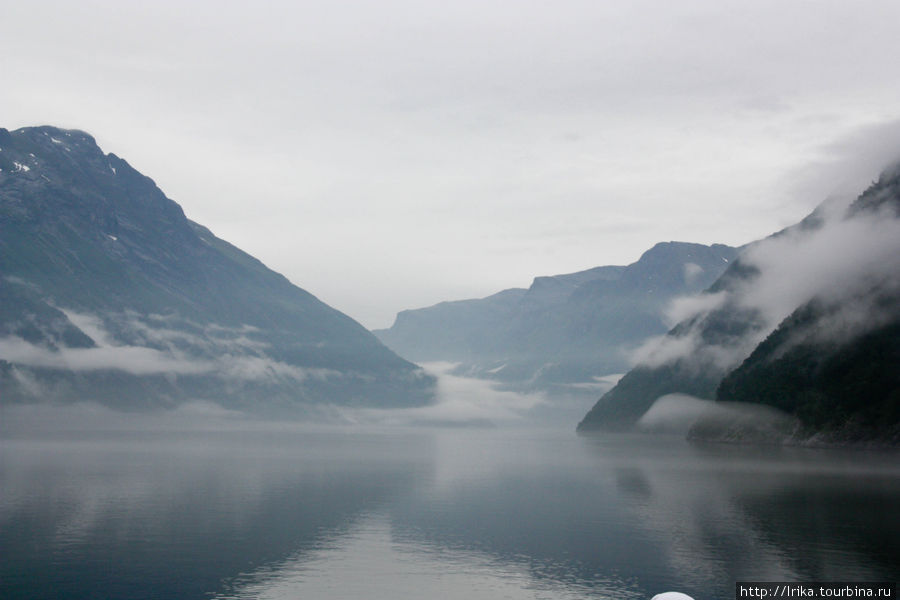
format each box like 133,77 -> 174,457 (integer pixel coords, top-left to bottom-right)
3,0 -> 900,328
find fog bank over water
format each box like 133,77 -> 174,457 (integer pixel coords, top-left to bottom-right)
0,363 -> 606,433
637,393 -> 798,440
340,362 -> 608,429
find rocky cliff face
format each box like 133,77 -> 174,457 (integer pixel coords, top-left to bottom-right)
0,126 -> 434,414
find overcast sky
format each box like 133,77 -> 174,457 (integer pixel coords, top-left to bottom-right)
3,0 -> 900,328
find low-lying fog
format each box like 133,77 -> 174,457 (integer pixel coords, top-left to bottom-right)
0,361 -> 613,435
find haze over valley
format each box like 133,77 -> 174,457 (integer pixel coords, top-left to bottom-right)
2,123 -> 900,442
2,2 -> 900,598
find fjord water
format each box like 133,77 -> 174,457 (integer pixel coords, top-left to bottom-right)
1,426 -> 898,600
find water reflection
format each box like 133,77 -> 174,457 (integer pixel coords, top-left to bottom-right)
1,428 -> 898,600
0,429 -> 432,600
216,514 -> 640,600
387,432 -> 900,600
593,436 -> 900,597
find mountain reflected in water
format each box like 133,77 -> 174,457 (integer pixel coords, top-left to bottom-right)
1,427 -> 898,600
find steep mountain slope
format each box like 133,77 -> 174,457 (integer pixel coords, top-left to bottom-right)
578,163 -> 900,439
712,174 -> 900,442
714,293 -> 900,442
375,242 -> 738,390
0,125 -> 434,413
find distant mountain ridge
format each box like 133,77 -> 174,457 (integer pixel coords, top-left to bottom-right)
375,241 -> 739,391
578,163 -> 900,443
0,125 -> 434,413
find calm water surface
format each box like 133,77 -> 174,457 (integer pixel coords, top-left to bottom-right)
1,426 -> 898,600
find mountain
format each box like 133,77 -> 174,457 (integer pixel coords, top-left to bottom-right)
0,125 -> 435,414
375,241 -> 739,391
711,172 -> 900,443
714,291 -> 900,442
578,163 -> 900,442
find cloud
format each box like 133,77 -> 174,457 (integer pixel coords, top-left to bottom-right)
218,355 -> 337,383
630,326 -> 759,374
5,1 -> 900,329
663,290 -> 728,327
633,184 -> 900,373
0,401 -> 253,438
737,207 -> 900,325
784,119 -> 900,209
101,310 -> 271,356
0,309 -> 342,384
340,362 -> 546,427
0,336 -> 212,375
630,333 -> 702,370
637,394 -> 733,434
563,373 -> 625,391
637,393 -> 797,438
764,278 -> 900,358
682,262 -> 704,286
